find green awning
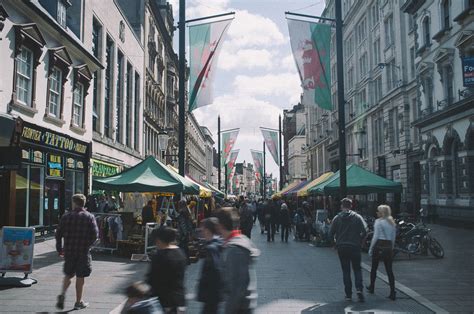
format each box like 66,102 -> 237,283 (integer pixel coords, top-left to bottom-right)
93,156 -> 200,194
308,164 -> 402,195
206,183 -> 225,199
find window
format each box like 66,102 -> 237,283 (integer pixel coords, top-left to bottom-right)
361,120 -> 368,159
412,98 -> 420,144
15,166 -> 44,226
373,111 -> 384,156
126,63 -> 133,148
443,65 -> 454,104
371,2 -> 379,26
386,60 -> 398,91
410,47 -> 416,79
373,76 -> 383,104
384,15 -> 394,48
423,17 -> 430,47
357,18 -> 367,45
16,47 -> 34,106
57,1 -> 67,28
389,108 -> 399,148
408,14 -> 414,31
48,67 -> 62,117
104,37 -> 114,137
167,75 -> 174,97
116,51 -> 124,143
441,0 -> 450,30
424,77 -> 434,112
359,52 -> 368,78
73,83 -> 84,126
92,18 -> 102,59
373,38 -> 381,66
347,67 -> 354,90
134,72 -> 140,151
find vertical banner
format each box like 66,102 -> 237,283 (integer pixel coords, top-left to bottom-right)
287,19 -> 331,110
221,128 -> 239,165
251,149 -> 264,183
260,127 -> 279,165
189,19 -> 233,112
226,150 -> 239,178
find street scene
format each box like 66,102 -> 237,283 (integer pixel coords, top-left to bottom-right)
0,0 -> 473,313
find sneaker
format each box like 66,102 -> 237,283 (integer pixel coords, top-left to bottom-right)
74,301 -> 89,310
56,294 -> 65,310
345,295 -> 352,301
357,291 -> 365,303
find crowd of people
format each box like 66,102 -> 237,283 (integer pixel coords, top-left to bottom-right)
54,193 -> 398,313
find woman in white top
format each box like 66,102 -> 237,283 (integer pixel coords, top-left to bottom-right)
367,205 -> 397,300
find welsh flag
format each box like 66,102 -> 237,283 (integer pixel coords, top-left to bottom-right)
260,127 -> 279,165
226,150 -> 239,178
288,19 -> 331,110
189,19 -> 232,112
251,149 -> 264,183
221,128 -> 239,166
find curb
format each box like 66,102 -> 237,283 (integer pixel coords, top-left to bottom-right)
361,262 -> 448,314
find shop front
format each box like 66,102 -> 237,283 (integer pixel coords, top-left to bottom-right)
2,121 -> 91,229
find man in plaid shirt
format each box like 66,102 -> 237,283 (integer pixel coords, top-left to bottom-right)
55,194 -> 98,310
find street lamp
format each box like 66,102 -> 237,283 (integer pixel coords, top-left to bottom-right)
157,130 -> 170,153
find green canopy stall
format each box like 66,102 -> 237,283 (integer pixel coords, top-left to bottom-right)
93,156 -> 200,194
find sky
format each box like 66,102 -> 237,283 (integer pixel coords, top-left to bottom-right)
169,0 -> 326,182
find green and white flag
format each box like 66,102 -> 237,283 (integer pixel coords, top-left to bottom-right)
287,19 -> 331,110
221,128 -> 239,166
260,127 -> 279,165
226,150 -> 239,178
189,19 -> 232,112
250,149 -> 264,183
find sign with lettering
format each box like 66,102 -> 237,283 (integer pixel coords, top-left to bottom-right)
462,56 -> 474,87
47,154 -> 63,178
0,227 -> 35,274
92,159 -> 120,178
20,122 -> 89,156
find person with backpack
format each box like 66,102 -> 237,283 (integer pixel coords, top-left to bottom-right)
279,203 -> 291,243
197,218 -> 224,314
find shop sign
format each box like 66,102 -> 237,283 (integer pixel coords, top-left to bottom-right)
21,149 -> 44,165
21,122 -> 88,156
462,56 -> 474,87
66,158 -> 85,170
47,153 -> 63,178
0,227 -> 35,274
92,159 -> 120,177
392,168 -> 401,183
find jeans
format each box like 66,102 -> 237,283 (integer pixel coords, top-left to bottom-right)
337,246 -> 363,297
370,248 -> 395,292
281,225 -> 289,242
266,221 -> 275,241
201,302 -> 219,314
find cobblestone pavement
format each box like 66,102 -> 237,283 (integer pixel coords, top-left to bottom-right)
0,224 -> 457,313
361,224 -> 474,313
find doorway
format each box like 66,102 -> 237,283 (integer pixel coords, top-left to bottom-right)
44,180 -> 64,227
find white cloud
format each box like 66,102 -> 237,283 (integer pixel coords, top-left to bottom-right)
226,10 -> 285,48
280,54 -> 297,72
218,48 -> 274,70
168,0 -> 230,19
233,73 -> 301,104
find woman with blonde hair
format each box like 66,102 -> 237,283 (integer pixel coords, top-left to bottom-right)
367,204 -> 397,300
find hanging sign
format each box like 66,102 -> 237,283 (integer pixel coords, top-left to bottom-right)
462,56 -> 474,87
0,227 -> 35,274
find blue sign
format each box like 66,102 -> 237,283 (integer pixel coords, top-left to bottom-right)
0,227 -> 36,273
462,56 -> 474,87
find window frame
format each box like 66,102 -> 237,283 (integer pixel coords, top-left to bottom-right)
72,82 -> 84,127
57,0 -> 67,28
45,47 -> 72,123
16,47 -> 34,106
70,65 -> 92,131
48,67 -> 62,117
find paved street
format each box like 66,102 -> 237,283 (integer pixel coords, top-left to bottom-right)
0,224 -> 447,314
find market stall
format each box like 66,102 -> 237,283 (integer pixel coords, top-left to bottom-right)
271,180 -> 301,199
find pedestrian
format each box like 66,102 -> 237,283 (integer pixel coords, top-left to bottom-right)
197,218 -> 224,314
256,201 -> 265,234
239,198 -> 254,239
55,194 -> 99,310
279,203 -> 291,243
263,201 -> 275,242
367,205 -> 397,300
142,200 -> 155,226
146,227 -> 187,313
177,200 -> 193,263
214,207 -> 260,314
329,198 -> 367,302
121,282 -> 161,313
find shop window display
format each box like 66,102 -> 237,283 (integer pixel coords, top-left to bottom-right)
15,166 -> 44,227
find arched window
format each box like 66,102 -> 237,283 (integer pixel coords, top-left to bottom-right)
423,17 -> 431,46
442,0 -> 450,29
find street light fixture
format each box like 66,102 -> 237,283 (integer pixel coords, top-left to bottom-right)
157,130 -> 170,153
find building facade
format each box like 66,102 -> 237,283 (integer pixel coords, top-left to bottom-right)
185,112 -> 208,182
283,103 -> 305,183
0,0 -> 101,228
87,0 -> 145,181
201,126 -> 215,184
287,135 -> 307,182
403,0 -> 474,222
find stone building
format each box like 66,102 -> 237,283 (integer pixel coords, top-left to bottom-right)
0,0 -> 101,227
283,103 -> 306,182
201,126 -> 215,185
403,0 -> 474,223
185,112 -> 208,182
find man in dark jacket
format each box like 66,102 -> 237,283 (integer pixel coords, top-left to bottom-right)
263,201 -> 274,242
215,208 -> 260,314
329,198 -> 367,302
239,200 -> 254,239
279,203 -> 291,242
141,200 -> 155,226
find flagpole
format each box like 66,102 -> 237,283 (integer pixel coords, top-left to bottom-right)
279,114 -> 283,191
185,11 -> 235,24
218,115 -> 221,191
263,141 -> 266,200
178,0 -> 186,176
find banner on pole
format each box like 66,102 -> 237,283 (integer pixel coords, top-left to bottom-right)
260,127 -> 279,165
226,150 -> 239,178
251,149 -> 264,183
287,19 -> 331,110
189,19 -> 233,112
221,128 -> 239,165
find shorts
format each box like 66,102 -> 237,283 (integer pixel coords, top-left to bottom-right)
64,254 -> 92,278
